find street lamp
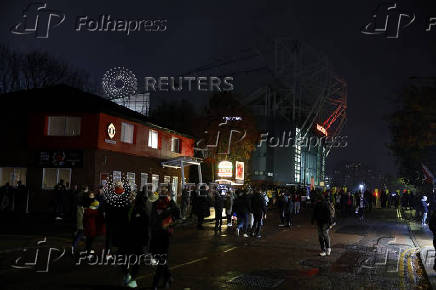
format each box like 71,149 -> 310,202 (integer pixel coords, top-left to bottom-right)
359,184 -> 364,191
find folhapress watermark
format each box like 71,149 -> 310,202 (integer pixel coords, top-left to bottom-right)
11,237 -> 166,272
76,250 -> 167,269
11,2 -> 167,39
10,3 -> 65,39
362,2 -> 436,39
102,66 -> 234,98
257,131 -> 348,150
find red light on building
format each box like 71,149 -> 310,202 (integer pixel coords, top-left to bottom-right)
316,124 -> 328,136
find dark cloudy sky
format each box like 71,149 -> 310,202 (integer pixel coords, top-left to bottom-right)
2,0 -> 436,176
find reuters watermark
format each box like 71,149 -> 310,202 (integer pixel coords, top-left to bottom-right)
102,66 -> 234,99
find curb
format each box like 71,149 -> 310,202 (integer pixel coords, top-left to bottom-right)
406,220 -> 433,289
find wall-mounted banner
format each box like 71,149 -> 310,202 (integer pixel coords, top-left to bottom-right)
235,161 -> 244,180
37,150 -> 83,168
217,161 -> 233,178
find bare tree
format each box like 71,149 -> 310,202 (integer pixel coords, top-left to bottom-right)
0,44 -> 92,94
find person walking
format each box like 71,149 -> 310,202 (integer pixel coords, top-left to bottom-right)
234,190 -> 251,237
312,195 -> 332,256
422,195 -> 429,226
121,189 -> 156,288
192,185 -> 211,230
72,185 -> 86,251
251,190 -> 267,238
150,190 -> 180,290
54,179 -> 67,220
277,192 -> 287,226
180,185 -> 190,220
214,187 -> 225,234
83,192 -> 105,256
285,192 -> 294,228
103,181 -> 133,257
357,192 -> 367,221
293,192 -> 301,215
225,189 -> 235,227
428,209 -> 436,271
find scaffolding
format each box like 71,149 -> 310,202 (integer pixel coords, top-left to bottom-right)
111,93 -> 150,117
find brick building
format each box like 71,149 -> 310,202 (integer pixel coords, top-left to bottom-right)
0,85 -> 198,211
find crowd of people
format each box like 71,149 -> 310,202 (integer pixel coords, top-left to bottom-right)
2,178 -> 435,286
0,181 -> 28,214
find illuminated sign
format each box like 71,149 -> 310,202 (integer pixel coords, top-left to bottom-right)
235,161 -> 244,180
217,161 -> 233,178
107,123 -> 116,139
316,124 -> 328,136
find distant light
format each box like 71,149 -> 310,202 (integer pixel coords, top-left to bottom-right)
359,184 -> 364,190
316,124 -> 328,136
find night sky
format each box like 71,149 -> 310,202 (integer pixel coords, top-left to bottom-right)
2,0 -> 436,176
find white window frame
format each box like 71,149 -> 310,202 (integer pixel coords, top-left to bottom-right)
148,129 -> 158,149
127,172 -> 136,191
140,173 -> 148,192
171,137 -> 181,153
113,171 -> 122,183
47,116 -> 81,136
121,122 -> 134,144
42,168 -> 71,189
152,174 -> 159,192
172,176 -> 178,196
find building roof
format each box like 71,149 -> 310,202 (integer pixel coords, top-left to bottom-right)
0,85 -> 193,139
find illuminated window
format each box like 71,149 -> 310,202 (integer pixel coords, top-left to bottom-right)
171,137 -> 181,153
42,168 -> 71,189
47,116 -> 81,136
294,128 -> 301,183
113,171 -> 121,183
127,172 -> 136,191
140,173 -> 148,191
148,129 -> 158,149
0,167 -> 27,186
152,174 -> 159,192
121,122 -> 134,144
172,176 -> 178,195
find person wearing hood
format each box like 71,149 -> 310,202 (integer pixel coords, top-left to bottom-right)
422,195 -> 429,226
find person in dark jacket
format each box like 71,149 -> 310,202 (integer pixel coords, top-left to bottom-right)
234,190 -> 251,237
192,185 -> 211,230
214,187 -> 226,234
311,195 -> 332,256
225,189 -> 235,227
428,208 -> 436,271
150,191 -> 180,290
120,190 -> 156,288
251,190 -> 267,238
277,192 -> 287,226
180,185 -> 190,220
54,179 -> 67,220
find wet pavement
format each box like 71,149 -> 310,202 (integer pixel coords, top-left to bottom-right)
0,208 -> 432,289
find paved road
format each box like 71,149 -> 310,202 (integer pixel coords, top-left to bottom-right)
0,208 -> 431,289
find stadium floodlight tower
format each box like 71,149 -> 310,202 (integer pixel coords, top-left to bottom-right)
180,37 -> 347,186
102,66 -> 150,117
